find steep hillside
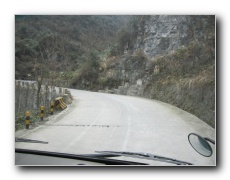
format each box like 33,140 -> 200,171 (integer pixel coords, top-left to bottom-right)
15,15 -> 128,81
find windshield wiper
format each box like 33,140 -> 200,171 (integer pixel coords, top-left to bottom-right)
96,151 -> 193,165
15,148 -> 148,165
15,138 -> 48,144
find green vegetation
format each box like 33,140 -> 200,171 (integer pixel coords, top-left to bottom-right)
15,15 -> 129,85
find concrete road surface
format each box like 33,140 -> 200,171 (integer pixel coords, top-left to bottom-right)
15,89 -> 215,166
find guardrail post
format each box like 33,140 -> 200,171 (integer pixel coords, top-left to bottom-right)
40,106 -> 44,121
50,102 -> 54,115
26,111 -> 30,129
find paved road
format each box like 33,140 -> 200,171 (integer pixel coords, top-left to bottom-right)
15,89 -> 215,165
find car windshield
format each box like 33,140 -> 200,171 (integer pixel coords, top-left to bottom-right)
15,15 -> 216,166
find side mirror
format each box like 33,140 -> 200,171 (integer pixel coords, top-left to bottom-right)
188,133 -> 213,157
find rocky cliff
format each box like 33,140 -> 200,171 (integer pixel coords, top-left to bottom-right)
134,15 -> 189,57
131,15 -> 214,57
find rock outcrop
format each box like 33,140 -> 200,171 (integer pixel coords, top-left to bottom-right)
131,15 -> 213,58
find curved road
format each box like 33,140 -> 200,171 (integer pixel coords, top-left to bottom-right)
15,89 -> 215,165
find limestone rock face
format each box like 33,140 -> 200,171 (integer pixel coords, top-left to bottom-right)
133,15 -> 191,58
